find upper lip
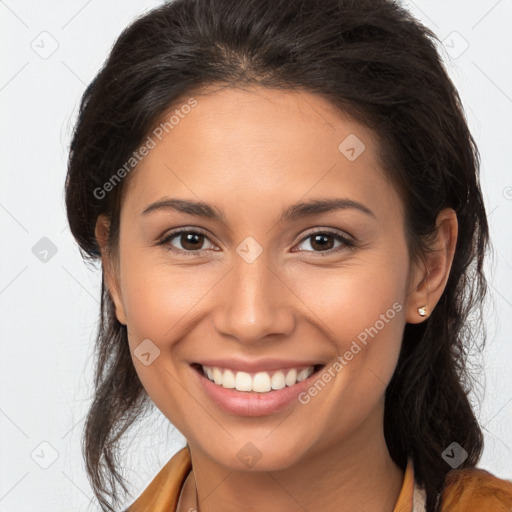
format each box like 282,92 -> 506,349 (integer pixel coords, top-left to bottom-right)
193,358 -> 324,373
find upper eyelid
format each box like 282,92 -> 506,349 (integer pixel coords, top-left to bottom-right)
298,227 -> 353,240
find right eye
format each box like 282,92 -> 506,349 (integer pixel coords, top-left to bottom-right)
158,229 -> 218,255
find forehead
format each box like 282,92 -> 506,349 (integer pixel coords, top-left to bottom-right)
121,86 -> 400,220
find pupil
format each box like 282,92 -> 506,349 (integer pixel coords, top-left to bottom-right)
182,233 -> 203,250
311,234 -> 333,251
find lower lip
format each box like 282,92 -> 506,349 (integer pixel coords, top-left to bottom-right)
191,365 -> 324,417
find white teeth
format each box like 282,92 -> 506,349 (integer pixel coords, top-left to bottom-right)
285,368 -> 297,386
201,365 -> 315,393
271,371 -> 286,390
297,368 -> 311,382
234,371 -> 252,391
253,372 -> 271,392
222,369 -> 235,389
212,367 -> 223,385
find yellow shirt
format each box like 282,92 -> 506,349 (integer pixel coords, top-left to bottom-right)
126,446 -> 512,511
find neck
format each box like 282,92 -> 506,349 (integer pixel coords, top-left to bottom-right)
178,407 -> 404,512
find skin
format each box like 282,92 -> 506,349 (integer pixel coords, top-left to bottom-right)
95,85 -> 458,512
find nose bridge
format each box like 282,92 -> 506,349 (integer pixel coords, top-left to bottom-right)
212,248 -> 295,343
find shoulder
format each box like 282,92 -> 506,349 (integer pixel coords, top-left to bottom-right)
439,466 -> 512,511
125,446 -> 192,512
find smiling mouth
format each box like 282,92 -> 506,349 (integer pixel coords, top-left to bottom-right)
191,363 -> 326,393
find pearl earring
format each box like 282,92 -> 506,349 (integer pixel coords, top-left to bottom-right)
418,305 -> 428,317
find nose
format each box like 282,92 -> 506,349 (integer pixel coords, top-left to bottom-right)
212,251 -> 296,345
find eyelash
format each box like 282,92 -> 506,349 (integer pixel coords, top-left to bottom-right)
157,228 -> 355,257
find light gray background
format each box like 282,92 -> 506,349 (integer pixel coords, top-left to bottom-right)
1,1 -> 511,510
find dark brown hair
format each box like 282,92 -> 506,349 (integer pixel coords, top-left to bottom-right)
64,0 -> 489,510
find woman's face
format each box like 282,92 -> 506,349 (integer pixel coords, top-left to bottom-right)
100,86 -> 426,471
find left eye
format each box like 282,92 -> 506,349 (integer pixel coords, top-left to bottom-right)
294,232 -> 353,253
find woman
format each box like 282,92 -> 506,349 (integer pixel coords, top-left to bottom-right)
64,0 -> 512,511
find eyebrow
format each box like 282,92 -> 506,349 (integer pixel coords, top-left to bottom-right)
141,197 -> 376,222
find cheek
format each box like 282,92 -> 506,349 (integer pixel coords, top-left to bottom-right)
291,256 -> 407,339
119,253 -> 218,342
281,258 -> 407,446
116,253 -> 212,417
289,254 -> 407,388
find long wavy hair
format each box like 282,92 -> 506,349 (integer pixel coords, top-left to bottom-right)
64,0 -> 490,510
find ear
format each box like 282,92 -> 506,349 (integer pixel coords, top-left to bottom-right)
95,214 -> 127,325
405,208 -> 458,324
